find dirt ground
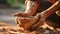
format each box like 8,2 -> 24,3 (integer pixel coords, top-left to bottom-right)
0,22 -> 60,34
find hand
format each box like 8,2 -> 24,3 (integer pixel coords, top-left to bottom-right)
31,13 -> 45,30
15,15 -> 40,31
14,12 -> 29,17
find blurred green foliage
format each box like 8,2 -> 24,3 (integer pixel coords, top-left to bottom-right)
6,0 -> 25,8
19,0 -> 25,3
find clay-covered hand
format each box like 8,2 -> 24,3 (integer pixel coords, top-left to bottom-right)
31,13 -> 45,30
15,14 -> 40,31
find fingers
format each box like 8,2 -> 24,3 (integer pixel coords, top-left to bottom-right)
13,12 -> 22,17
15,16 -> 40,31
13,12 -> 28,17
31,13 -> 44,30
31,20 -> 44,29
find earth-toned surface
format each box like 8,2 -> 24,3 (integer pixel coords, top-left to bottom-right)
0,22 -> 60,34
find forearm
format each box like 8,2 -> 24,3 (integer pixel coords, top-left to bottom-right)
25,0 -> 40,16
41,1 -> 60,20
14,0 -> 40,17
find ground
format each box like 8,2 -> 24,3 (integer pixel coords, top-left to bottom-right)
0,22 -> 60,34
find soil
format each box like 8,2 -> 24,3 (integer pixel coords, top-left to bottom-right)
0,22 -> 60,34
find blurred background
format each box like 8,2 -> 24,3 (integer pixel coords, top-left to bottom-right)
0,0 -> 25,26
